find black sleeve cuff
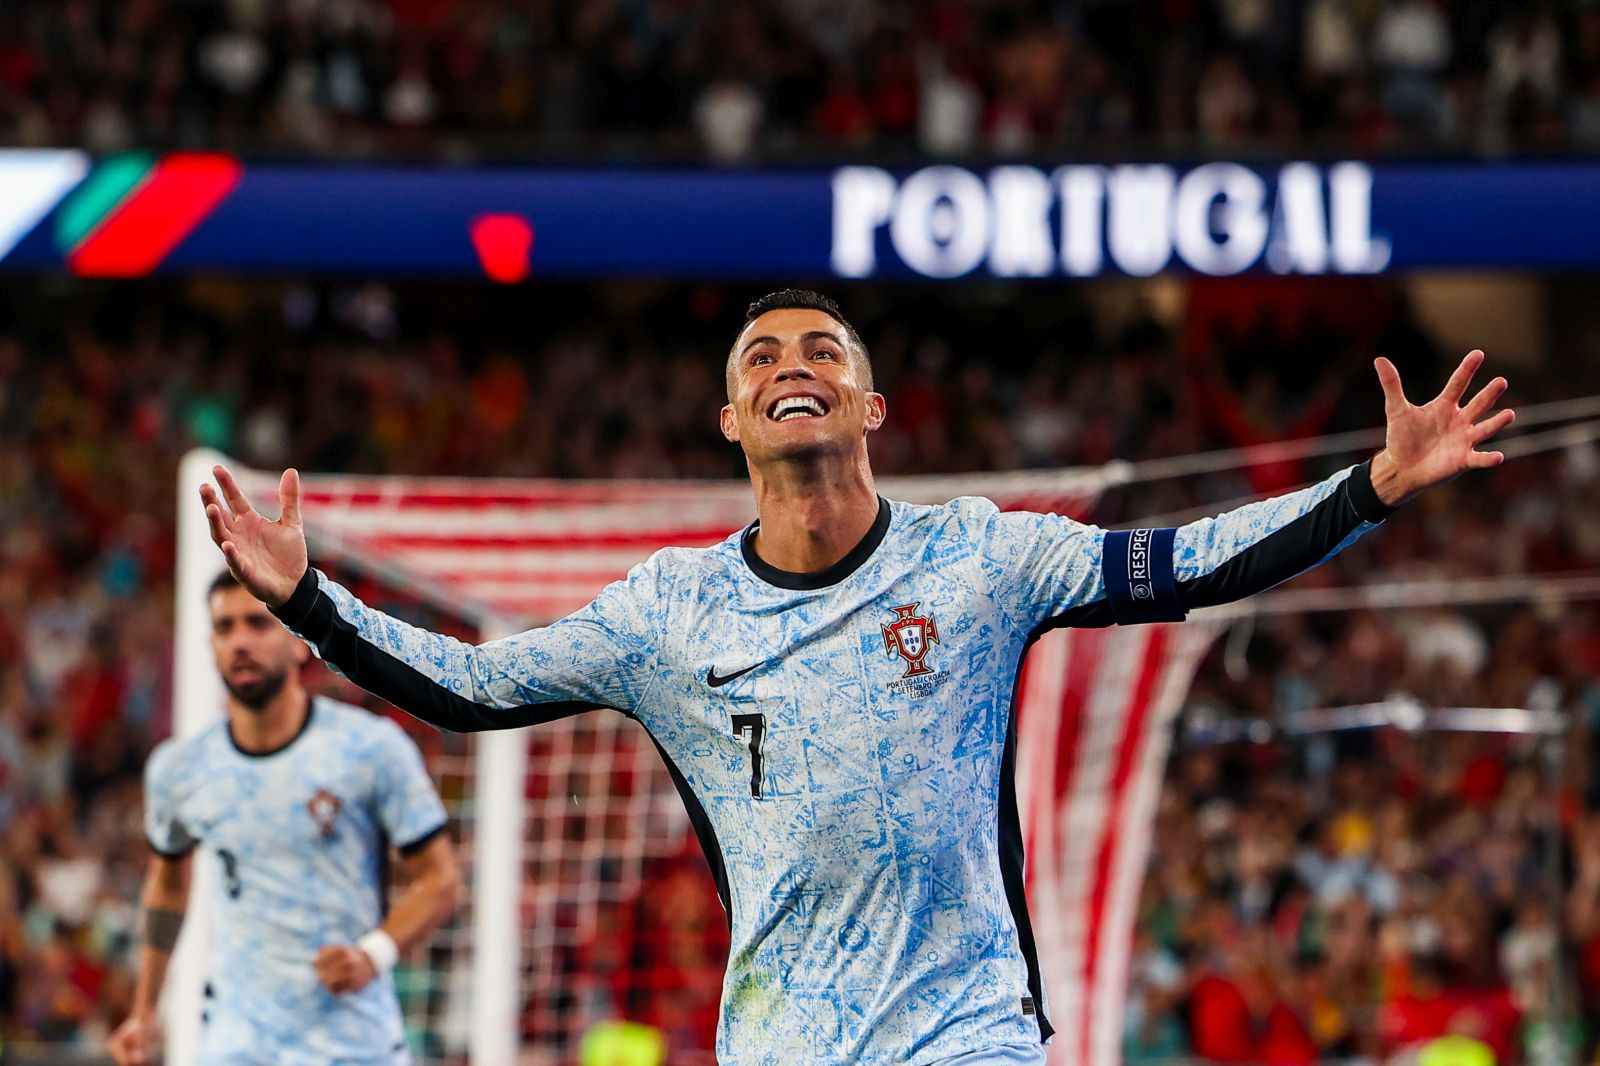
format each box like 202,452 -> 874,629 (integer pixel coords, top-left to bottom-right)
397,821 -> 450,857
1346,459 -> 1399,524
270,568 -> 322,630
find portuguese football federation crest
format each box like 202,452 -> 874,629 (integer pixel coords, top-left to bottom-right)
307,788 -> 343,838
882,602 -> 940,678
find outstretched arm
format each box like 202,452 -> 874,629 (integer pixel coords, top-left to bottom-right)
1000,352 -> 1515,626
1165,351 -> 1512,614
200,465 -> 662,731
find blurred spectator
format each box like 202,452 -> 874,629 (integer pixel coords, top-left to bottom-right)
0,0 -> 1591,159
693,66 -> 764,162
1373,0 -> 1451,132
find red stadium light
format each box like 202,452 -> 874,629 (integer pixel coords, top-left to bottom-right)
470,213 -> 534,284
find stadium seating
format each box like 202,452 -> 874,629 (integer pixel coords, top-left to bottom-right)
0,0 -> 1594,159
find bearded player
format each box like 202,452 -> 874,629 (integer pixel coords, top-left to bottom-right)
108,573 -> 461,1066
201,290 -> 1512,1064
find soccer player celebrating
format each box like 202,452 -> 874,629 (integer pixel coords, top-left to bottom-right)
107,573 -> 461,1066
201,291 -> 1513,1065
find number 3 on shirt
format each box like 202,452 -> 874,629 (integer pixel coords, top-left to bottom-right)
730,713 -> 766,799
217,848 -> 242,898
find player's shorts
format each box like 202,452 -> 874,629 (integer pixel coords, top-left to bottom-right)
932,1043 -> 1049,1066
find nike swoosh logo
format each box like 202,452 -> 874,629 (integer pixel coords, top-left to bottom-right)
706,664 -> 758,688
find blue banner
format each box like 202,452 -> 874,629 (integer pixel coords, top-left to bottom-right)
1,152 -> 1597,279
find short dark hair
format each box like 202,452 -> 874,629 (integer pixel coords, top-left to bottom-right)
728,289 -> 872,398
209,570 -> 242,598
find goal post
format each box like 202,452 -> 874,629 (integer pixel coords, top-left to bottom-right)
168,447 -> 230,1066
469,645 -> 527,1066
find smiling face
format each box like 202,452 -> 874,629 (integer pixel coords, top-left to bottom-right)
209,584 -> 308,711
720,307 -> 885,465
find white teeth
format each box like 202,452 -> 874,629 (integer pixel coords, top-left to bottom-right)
772,396 -> 825,420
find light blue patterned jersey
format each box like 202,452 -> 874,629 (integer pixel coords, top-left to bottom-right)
271,461 -> 1394,1064
144,697 -> 449,1066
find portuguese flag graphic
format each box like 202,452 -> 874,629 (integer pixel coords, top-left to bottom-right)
57,153 -> 241,277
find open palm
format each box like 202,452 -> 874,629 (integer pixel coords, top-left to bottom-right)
200,465 -> 308,607
1373,350 -> 1514,505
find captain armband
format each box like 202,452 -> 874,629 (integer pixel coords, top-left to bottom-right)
1102,527 -> 1187,625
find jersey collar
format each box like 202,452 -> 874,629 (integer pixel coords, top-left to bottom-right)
228,693 -> 316,758
740,496 -> 891,590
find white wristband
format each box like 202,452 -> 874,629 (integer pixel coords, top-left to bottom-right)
356,929 -> 399,973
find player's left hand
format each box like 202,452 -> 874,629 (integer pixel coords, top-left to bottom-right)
107,1008 -> 160,1066
314,944 -> 380,994
1370,350 -> 1515,506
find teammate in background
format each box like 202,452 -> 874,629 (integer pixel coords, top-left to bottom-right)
107,573 -> 461,1066
201,290 -> 1514,1065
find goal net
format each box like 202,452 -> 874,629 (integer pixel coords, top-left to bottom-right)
171,447 -> 1216,1066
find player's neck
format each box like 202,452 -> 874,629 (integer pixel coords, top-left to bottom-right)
746,451 -> 879,574
228,687 -> 312,756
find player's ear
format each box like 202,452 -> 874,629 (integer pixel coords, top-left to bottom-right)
720,403 -> 740,443
864,392 -> 886,433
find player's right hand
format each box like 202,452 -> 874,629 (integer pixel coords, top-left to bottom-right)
200,465 -> 309,608
107,1007 -> 161,1066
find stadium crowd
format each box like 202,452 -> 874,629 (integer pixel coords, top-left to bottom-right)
0,276 -> 1596,1063
0,0 -> 1594,160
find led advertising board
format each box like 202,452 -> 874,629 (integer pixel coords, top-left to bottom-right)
0,151 -> 1596,280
